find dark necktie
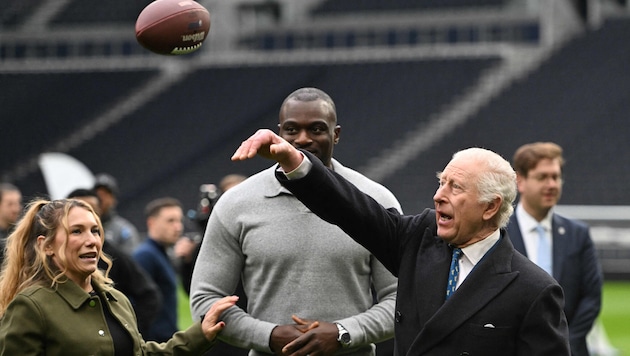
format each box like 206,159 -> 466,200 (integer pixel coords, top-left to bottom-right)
446,247 -> 462,300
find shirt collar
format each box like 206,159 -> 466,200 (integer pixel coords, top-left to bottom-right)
516,203 -> 553,233
460,229 -> 501,266
267,157 -> 343,198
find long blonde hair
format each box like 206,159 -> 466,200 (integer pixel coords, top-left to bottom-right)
0,199 -> 113,316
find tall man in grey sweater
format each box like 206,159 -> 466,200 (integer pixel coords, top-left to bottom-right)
190,88 -> 400,356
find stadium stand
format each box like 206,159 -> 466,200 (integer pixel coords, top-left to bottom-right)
0,0 -> 46,29
0,69 -> 160,174
50,0 -> 153,26
379,17 -> 630,214
311,0 -> 509,15
1,0 -> 630,283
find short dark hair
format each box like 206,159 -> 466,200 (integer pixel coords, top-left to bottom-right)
0,183 -> 20,203
281,87 -> 337,124
144,197 -> 182,218
66,188 -> 98,200
512,142 -> 564,177
93,173 -> 119,196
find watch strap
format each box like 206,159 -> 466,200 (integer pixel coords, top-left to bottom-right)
334,322 -> 352,348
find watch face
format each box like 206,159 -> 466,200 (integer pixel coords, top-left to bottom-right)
340,333 -> 351,344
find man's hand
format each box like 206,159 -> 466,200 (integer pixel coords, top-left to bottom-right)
174,236 -> 197,263
280,315 -> 341,356
200,295 -> 239,341
231,129 -> 303,172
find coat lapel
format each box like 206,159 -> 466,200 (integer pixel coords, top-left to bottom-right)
408,235 -> 519,355
551,214 -> 569,280
507,215 -> 527,256
414,235 -> 451,326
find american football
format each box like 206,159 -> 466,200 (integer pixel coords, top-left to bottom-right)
135,0 -> 211,55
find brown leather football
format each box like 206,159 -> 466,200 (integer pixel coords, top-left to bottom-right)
135,0 -> 211,55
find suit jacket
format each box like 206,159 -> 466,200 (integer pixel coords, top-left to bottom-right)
0,279 -> 213,355
133,238 -> 178,342
507,213 -> 603,356
278,151 -> 570,356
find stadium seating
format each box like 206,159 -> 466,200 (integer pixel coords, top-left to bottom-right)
381,17 -> 630,214
2,2 -> 630,250
50,0 -> 152,26
311,0 -> 509,15
0,0 -> 45,29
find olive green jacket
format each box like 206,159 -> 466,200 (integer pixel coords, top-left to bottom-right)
0,279 -> 215,355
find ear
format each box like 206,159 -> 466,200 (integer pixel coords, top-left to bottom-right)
515,173 -> 526,193
37,235 -> 54,256
333,125 -> 341,144
146,216 -> 155,230
482,196 -> 501,222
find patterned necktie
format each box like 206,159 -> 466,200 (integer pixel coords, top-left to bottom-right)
446,247 -> 462,300
536,224 -> 552,275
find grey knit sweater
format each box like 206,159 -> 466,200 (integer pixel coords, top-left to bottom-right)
190,160 -> 401,355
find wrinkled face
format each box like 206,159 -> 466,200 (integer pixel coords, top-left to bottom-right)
148,206 -> 183,246
278,98 -> 340,168
517,157 -> 563,217
48,207 -> 102,284
433,156 -> 489,247
0,190 -> 22,226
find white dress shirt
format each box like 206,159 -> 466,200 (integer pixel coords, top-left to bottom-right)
515,203 -> 553,266
457,229 -> 501,289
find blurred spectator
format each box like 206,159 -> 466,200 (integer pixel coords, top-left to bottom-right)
175,174 -> 247,294
66,188 -> 162,337
507,142 -> 603,356
93,173 -> 141,255
218,174 -> 248,192
0,183 -> 22,267
133,197 -> 184,342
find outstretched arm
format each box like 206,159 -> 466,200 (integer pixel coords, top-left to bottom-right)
231,129 -> 303,171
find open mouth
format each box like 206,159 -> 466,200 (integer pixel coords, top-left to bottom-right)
79,252 -> 98,260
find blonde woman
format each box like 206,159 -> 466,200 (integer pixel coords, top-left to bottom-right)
0,198 -> 237,355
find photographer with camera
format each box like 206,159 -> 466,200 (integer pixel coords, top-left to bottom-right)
175,174 -> 247,295
175,174 -> 247,356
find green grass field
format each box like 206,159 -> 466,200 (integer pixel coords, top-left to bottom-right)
599,281 -> 630,355
177,284 -> 194,330
178,281 -> 630,354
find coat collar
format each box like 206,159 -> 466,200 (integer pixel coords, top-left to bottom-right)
54,279 -> 118,310
409,232 -> 519,354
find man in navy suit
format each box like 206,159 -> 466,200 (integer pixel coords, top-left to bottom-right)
507,142 -> 603,356
232,129 -> 570,355
134,197 -> 184,342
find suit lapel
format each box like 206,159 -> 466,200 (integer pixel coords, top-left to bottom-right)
414,234 -> 452,329
408,235 -> 519,355
551,214 -> 569,280
508,215 -> 527,256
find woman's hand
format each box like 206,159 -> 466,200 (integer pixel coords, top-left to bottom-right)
201,296 -> 239,341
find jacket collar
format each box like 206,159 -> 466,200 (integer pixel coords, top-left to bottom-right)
409,233 -> 518,354
54,279 -> 118,310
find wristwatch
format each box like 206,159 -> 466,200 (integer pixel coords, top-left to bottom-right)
335,322 -> 352,348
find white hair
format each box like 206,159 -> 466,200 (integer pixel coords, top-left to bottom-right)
452,147 -> 517,228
